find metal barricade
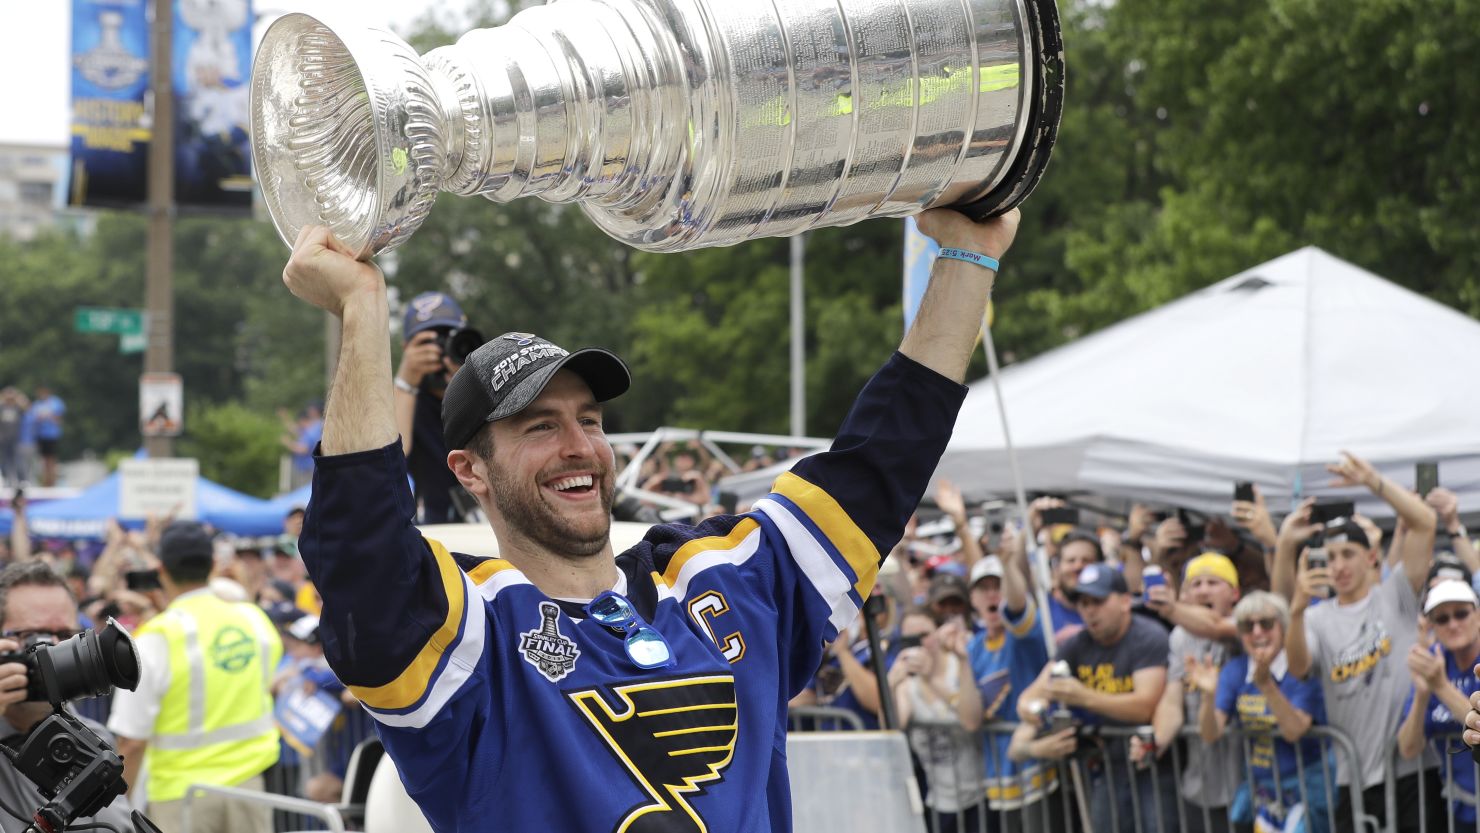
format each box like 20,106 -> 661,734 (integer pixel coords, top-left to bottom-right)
789,705 -> 867,732
1387,729 -> 1480,833
896,721 -> 1369,833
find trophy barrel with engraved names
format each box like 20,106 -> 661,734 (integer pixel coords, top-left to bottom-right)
250,0 -> 1062,258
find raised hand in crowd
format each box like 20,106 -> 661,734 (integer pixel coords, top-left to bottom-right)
934,479 -> 983,568
1027,495 -> 1066,537
1428,487 -> 1479,573
1290,550 -> 1333,613
1328,449 -> 1435,594
1153,515 -> 1188,560
1232,484 -> 1278,549
1271,497 -> 1321,600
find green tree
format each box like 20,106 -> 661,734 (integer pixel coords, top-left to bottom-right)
177,401 -> 283,497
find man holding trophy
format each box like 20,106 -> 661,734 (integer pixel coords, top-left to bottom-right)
255,0 -> 1059,828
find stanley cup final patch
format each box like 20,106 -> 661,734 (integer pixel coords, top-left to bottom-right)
520,602 -> 582,683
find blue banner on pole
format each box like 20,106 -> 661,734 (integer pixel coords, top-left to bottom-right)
68,0 -> 151,208
902,216 -> 940,332
174,0 -> 254,210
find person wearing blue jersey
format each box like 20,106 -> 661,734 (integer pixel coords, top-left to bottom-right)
965,530 -> 1054,831
278,205 -> 1019,833
1398,580 -> 1480,825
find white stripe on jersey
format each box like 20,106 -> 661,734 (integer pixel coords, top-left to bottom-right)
753,498 -> 859,633
474,565 -> 534,602
666,524 -> 765,603
366,572 -> 488,729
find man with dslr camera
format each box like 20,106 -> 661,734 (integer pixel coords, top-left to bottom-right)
394,291 -> 485,523
0,562 -> 136,833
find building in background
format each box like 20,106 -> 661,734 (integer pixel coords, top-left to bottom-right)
0,143 -> 69,241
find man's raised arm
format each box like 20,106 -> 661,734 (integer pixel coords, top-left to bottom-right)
902,209 -> 1020,382
282,226 -> 398,455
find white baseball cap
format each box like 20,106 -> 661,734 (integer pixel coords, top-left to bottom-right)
1424,579 -> 1480,615
969,556 -> 1006,587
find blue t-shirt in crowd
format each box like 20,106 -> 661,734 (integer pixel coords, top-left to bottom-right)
969,601 -> 1053,809
1399,645 -> 1480,824
294,419 -> 323,472
28,396 -> 63,441
1216,654 -> 1326,784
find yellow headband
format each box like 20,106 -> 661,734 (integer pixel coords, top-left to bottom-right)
1183,552 -> 1239,590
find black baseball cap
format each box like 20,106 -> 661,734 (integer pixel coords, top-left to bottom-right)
441,332 -> 631,450
158,521 -> 215,572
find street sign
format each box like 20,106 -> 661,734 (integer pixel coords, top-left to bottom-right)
120,332 -> 147,354
119,458 -> 199,520
75,307 -> 145,336
140,373 -> 184,437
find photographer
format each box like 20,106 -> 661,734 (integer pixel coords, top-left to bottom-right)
1016,564 -> 1174,833
394,291 -> 482,523
640,444 -> 712,509
1276,452 -> 1440,833
0,562 -> 135,833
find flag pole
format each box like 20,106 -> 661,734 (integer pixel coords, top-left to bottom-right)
981,311 -> 1057,659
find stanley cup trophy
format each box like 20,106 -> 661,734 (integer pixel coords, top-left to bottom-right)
250,0 -> 1062,258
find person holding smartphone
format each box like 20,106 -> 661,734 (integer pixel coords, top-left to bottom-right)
1275,451 -> 1441,833
890,607 -> 985,833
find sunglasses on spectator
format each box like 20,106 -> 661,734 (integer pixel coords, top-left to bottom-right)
585,591 -> 675,670
1,629 -> 81,644
1430,607 -> 1473,627
1236,617 -> 1279,634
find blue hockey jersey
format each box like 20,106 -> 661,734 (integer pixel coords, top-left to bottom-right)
299,352 -> 966,832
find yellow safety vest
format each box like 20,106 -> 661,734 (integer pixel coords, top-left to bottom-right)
135,591 -> 283,802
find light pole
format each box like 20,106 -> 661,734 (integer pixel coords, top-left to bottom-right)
143,0 -> 175,458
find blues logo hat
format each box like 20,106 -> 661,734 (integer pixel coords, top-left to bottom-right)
403,291 -> 467,338
442,333 -> 631,450
1071,563 -> 1129,600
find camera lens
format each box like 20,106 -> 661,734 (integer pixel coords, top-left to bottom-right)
33,619 -> 141,704
445,327 -> 486,365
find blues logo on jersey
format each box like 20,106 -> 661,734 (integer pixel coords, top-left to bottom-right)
569,675 -> 738,832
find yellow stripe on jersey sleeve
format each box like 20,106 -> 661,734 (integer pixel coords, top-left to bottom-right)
1007,599 -> 1038,639
772,471 -> 879,599
349,537 -> 465,710
660,519 -> 761,589
466,556 -> 517,586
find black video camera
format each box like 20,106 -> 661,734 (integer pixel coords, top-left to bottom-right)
0,619 -> 140,705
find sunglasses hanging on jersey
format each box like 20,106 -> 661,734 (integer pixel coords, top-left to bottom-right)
585,591 -> 676,670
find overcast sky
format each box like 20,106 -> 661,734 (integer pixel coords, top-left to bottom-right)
0,1 -> 465,147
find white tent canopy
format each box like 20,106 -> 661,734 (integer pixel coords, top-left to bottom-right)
936,247 -> 1480,517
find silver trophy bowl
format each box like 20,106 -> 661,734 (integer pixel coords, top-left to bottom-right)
251,0 -> 1062,258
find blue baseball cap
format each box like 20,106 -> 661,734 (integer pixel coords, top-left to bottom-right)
1071,563 -> 1129,600
403,291 -> 467,338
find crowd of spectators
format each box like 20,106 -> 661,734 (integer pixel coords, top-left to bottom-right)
793,450 -> 1480,833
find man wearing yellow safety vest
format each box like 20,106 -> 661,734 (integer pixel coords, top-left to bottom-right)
108,521 -> 283,833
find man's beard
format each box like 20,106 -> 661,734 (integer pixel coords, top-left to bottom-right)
487,465 -> 616,558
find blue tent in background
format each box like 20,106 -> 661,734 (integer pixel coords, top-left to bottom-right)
211,482 -> 311,534
0,473 -> 288,539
